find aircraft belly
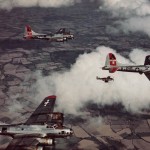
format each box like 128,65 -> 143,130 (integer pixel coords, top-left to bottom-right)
118,66 -> 144,73
117,69 -> 139,73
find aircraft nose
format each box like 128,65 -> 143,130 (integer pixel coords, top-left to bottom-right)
102,66 -> 105,70
71,35 -> 74,39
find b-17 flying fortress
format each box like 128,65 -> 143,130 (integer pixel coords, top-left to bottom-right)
0,96 -> 73,150
102,53 -> 150,81
23,25 -> 74,42
1,25 -> 150,150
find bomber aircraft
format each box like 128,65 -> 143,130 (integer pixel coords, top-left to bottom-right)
0,95 -> 73,150
96,76 -> 114,83
23,25 -> 74,42
102,53 -> 150,80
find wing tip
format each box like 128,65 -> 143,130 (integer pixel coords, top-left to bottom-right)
46,95 -> 56,99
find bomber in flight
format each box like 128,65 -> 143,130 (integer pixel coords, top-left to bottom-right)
96,76 -> 114,83
23,25 -> 74,42
102,53 -> 150,80
0,95 -> 73,150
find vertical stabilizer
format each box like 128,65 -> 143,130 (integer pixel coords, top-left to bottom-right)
144,72 -> 150,80
105,53 -> 117,66
105,53 -> 119,73
24,25 -> 37,39
144,55 -> 150,65
144,55 -> 150,80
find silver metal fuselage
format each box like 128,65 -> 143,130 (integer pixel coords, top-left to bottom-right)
63,34 -> 74,39
24,33 -> 66,42
102,65 -> 150,74
0,124 -> 73,138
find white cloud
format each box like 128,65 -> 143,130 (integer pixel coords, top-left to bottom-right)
101,0 -> 150,17
31,46 -> 150,115
0,0 -> 81,10
100,0 -> 150,37
120,16 -> 150,37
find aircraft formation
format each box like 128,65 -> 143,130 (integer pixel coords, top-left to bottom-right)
1,21 -> 150,149
23,25 -> 150,83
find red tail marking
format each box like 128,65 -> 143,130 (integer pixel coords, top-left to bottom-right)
109,53 -> 117,66
110,67 -> 118,73
27,32 -> 32,36
25,25 -> 32,38
47,95 -> 56,99
110,61 -> 116,66
26,25 -> 32,32
109,53 -> 116,60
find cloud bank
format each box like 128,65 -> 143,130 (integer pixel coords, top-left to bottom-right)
0,0 -> 81,10
101,0 -> 150,17
100,0 -> 150,37
120,16 -> 150,37
30,46 -> 150,115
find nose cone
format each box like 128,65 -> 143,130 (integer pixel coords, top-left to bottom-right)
71,35 -> 74,39
102,66 -> 106,70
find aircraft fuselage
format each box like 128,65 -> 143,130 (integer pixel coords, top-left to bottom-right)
63,34 -> 74,39
102,65 -> 150,74
0,124 -> 73,138
24,34 -> 66,42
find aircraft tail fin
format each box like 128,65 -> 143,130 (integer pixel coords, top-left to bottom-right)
24,25 -> 37,39
144,72 -> 150,80
105,53 -> 119,73
144,55 -> 150,65
144,55 -> 150,80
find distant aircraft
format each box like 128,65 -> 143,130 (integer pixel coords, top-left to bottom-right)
102,53 -> 150,80
23,25 -> 74,42
96,76 -> 114,83
55,28 -> 74,40
0,95 -> 73,150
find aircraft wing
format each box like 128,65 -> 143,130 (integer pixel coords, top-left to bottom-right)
6,137 -> 39,150
25,95 -> 56,125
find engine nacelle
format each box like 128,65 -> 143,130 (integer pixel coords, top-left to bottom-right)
56,38 -> 64,42
37,138 -> 54,146
36,146 -> 43,150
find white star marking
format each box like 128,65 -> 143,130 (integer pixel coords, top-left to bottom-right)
44,99 -> 50,107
